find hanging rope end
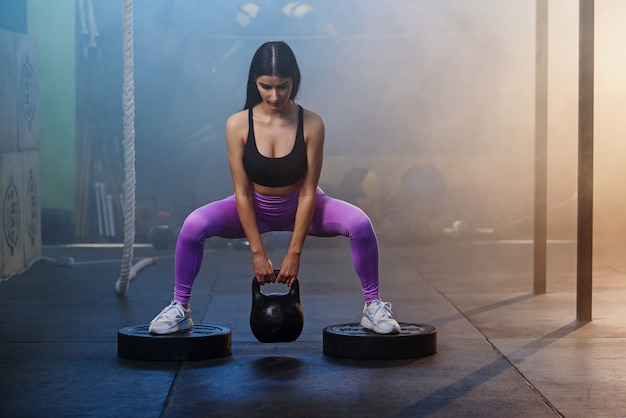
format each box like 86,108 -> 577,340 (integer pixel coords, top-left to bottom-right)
115,277 -> 129,296
129,257 -> 158,281
114,257 -> 157,296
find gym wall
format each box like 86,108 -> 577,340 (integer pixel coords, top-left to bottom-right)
26,0 -> 76,223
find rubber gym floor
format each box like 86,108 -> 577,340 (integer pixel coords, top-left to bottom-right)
2,237 -> 626,418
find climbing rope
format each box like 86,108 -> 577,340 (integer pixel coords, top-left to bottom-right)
115,0 -> 136,295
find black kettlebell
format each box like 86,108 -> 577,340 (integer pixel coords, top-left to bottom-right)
250,271 -> 304,343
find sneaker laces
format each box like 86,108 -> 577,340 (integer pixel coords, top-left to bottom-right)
369,300 -> 394,320
156,302 -> 186,321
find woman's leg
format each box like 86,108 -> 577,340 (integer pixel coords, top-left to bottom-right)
173,195 -> 245,305
309,191 -> 380,303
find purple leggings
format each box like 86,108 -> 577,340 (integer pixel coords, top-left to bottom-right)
173,187 -> 379,305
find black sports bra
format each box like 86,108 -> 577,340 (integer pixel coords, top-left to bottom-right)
242,105 -> 307,188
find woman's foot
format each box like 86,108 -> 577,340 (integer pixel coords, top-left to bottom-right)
361,299 -> 401,334
149,301 -> 194,334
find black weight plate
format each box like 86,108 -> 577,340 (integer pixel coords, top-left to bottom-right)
323,323 -> 437,360
118,324 -> 232,361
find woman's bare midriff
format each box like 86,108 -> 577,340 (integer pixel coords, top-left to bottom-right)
252,179 -> 303,196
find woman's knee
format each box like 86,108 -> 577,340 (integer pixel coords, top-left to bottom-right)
341,204 -> 376,239
352,213 -> 375,239
178,210 -> 210,242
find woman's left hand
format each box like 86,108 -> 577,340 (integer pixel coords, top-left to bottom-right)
277,253 -> 300,286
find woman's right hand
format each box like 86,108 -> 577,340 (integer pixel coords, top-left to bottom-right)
252,253 -> 275,284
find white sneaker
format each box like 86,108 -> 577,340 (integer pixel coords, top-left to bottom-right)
149,301 -> 194,334
361,299 -> 401,334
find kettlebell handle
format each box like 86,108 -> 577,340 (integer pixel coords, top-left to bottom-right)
252,270 -> 299,295
265,269 -> 295,285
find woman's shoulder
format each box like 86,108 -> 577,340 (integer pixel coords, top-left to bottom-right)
300,106 -> 325,144
301,106 -> 324,129
227,108 -> 248,124
225,109 -> 248,131
225,109 -> 249,143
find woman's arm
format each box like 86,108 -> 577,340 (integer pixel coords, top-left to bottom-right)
277,109 -> 325,286
225,111 -> 275,284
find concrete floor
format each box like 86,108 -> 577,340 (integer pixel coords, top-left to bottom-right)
1,237 -> 625,417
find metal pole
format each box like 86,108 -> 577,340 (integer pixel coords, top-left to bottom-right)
577,0 -> 594,322
534,0 -> 549,294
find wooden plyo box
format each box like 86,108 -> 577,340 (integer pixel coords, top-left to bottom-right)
1,151 -> 42,279
0,28 -> 40,279
1,152 -> 24,277
16,29 -> 39,152
22,151 -> 41,265
0,29 -> 18,153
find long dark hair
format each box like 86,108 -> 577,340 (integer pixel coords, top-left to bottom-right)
244,41 -> 301,110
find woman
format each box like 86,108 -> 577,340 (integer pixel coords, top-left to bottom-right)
149,41 -> 400,335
